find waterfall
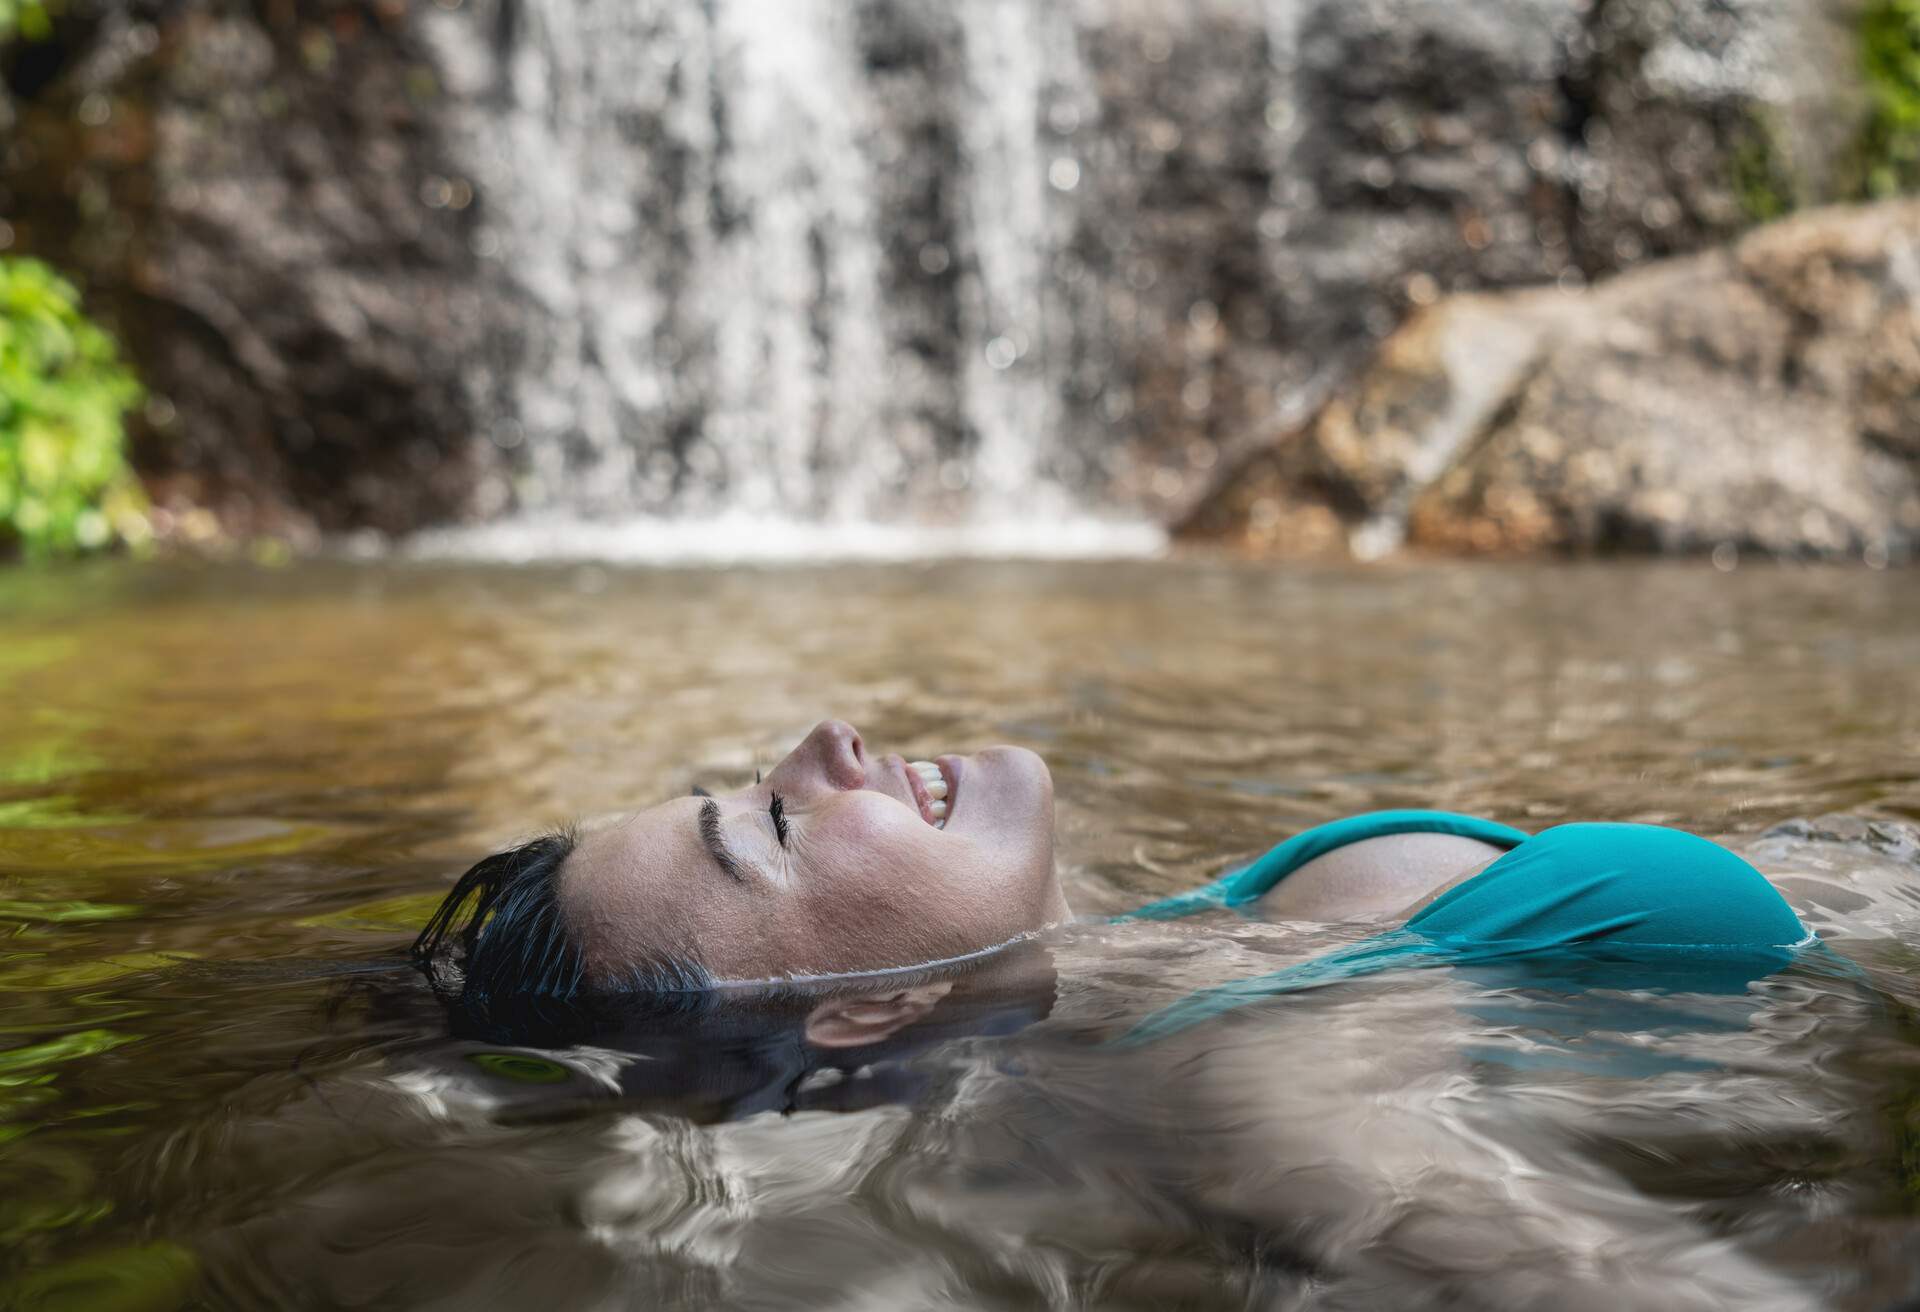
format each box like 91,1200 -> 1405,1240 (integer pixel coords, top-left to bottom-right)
412,0 -> 1177,557
21,0 -> 1828,558
947,2 -> 1080,518
408,0 -> 1704,561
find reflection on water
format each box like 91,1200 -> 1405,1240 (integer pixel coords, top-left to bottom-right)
1,559 -> 1918,1308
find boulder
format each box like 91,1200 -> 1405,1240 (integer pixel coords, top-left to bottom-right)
1180,201 -> 1920,561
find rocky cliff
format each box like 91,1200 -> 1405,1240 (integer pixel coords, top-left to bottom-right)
0,0 -> 1877,539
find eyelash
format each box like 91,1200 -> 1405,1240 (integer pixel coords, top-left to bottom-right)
768,792 -> 789,847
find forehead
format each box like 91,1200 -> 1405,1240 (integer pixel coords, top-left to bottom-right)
559,801 -> 727,973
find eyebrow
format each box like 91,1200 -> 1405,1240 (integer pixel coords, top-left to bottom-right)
697,799 -> 749,884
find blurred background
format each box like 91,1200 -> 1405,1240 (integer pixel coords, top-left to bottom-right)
2,0 -> 1916,565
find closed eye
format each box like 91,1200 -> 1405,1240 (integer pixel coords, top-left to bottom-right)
769,793 -> 789,847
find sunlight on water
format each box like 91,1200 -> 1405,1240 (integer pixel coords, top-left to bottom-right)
0,558 -> 1917,1309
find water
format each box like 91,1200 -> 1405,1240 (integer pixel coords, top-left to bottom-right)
3,558 -> 1919,1309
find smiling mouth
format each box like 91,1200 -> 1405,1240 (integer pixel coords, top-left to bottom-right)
906,758 -> 954,828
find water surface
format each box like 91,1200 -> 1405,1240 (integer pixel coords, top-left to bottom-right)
2,559 -> 1917,1309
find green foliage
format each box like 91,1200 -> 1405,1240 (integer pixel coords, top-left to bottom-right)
1859,0 -> 1920,197
1730,0 -> 1920,219
0,0 -> 58,43
0,258 -> 145,558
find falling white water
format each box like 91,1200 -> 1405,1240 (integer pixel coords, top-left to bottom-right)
700,0 -> 892,521
950,1 -> 1077,515
416,0 -> 1141,555
427,0 -> 895,520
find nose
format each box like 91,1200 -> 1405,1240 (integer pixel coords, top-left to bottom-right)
775,719 -> 866,793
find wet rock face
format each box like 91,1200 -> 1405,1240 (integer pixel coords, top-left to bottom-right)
0,0 -> 1867,534
1184,201 -> 1920,562
4,1 -> 490,537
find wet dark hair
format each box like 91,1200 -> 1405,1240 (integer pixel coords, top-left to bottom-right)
410,829 -> 714,1044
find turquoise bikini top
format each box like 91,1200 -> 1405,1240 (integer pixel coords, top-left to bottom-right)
1113,810 -> 1817,1046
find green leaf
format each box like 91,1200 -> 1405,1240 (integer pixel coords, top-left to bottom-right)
0,1029 -> 134,1078
0,258 -> 145,558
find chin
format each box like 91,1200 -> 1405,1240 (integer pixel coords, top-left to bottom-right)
984,744 -> 1055,803
962,747 -> 1054,846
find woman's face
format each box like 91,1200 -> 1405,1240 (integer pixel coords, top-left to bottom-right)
561,720 -> 1068,983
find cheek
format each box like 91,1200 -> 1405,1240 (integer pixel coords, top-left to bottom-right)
802,803 -> 947,903
793,808 -> 984,950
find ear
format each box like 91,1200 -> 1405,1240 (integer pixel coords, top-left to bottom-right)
804,982 -> 955,1050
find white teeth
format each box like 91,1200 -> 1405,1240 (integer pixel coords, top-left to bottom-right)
908,760 -> 951,826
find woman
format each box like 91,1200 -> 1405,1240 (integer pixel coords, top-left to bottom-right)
413,718 -> 1813,1045
391,719 -> 1835,1308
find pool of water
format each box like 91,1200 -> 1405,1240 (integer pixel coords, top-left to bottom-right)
2,558 -> 1918,1309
